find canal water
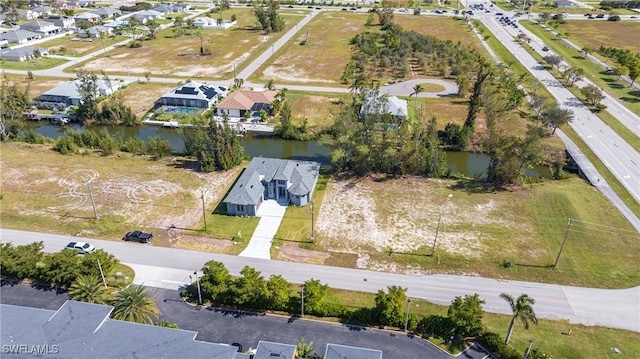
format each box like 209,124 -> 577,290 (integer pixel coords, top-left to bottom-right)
31,123 -> 549,178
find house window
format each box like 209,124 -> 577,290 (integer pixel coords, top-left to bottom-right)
237,205 -> 245,212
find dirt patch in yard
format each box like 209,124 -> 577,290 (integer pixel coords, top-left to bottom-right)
275,242 -> 331,264
315,175 -> 530,270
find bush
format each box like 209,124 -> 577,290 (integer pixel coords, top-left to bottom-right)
54,136 -> 78,155
607,15 -> 621,22
418,315 -> 455,338
477,331 -> 522,359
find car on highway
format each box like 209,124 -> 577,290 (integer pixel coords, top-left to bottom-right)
595,14 -> 605,18
542,46 -> 549,51
65,241 -> 96,254
123,231 -> 153,243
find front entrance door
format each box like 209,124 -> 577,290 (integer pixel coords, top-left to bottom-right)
268,182 -> 274,198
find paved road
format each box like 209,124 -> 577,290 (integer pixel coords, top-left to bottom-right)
0,280 -> 490,359
475,8 -> 640,204
2,229 -> 638,332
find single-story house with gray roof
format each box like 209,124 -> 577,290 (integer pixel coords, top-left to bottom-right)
360,92 -> 408,122
155,81 -> 227,110
33,79 -> 126,109
93,7 -> 122,19
254,341 -> 296,359
0,300 -> 240,359
0,45 -> 48,61
224,157 -> 320,216
0,29 -> 42,44
325,343 -> 383,359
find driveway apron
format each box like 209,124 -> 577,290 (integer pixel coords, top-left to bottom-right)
239,200 -> 287,259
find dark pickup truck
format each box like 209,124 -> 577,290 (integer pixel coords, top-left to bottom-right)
123,231 -> 153,243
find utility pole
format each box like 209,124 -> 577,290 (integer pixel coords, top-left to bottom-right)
404,298 -> 411,331
86,179 -> 98,219
201,191 -> 207,231
301,285 -> 305,317
553,218 -> 573,268
432,209 -> 442,255
310,200 -> 315,242
194,271 -> 202,306
96,258 -> 107,288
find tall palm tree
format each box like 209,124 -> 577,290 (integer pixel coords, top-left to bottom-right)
68,275 -> 112,305
411,84 -> 423,98
500,293 -> 538,344
111,285 -> 159,324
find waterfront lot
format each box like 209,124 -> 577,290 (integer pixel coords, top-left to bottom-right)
2,143 -> 637,288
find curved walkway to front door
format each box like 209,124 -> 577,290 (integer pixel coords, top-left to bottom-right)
238,200 -> 287,259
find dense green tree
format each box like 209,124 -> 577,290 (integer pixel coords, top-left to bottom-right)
564,67 -> 584,87
0,242 -> 45,280
541,105 -> 574,135
581,84 -> 605,106
44,249 -> 81,285
500,293 -> 538,344
374,285 -> 407,327
75,71 -> 100,123
147,136 -> 172,159
80,249 -> 119,278
463,61 -> 492,135
447,294 -> 485,337
253,1 -> 285,33
199,260 -> 232,303
265,274 -> 291,310
542,55 -> 562,68
302,279 -> 328,314
1,75 -> 30,141
112,285 -> 159,324
69,275 -> 112,304
232,266 -> 267,308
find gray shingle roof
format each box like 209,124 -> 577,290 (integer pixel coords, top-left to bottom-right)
360,94 -> 408,119
1,301 -> 239,359
254,341 -> 296,359
325,343 -> 383,359
223,157 -> 320,206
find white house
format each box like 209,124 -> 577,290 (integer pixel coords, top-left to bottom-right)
46,15 -> 76,29
193,17 -> 236,29
17,9 -> 39,20
155,81 -> 227,110
215,88 -> 277,118
77,25 -> 112,38
74,12 -> 100,25
93,7 -> 122,19
32,79 -> 127,109
360,92 -> 408,121
19,20 -> 61,37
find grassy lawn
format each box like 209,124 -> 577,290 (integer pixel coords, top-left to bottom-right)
312,174 -> 639,288
319,287 -> 640,358
0,142 -> 245,251
3,74 -> 68,98
0,57 -> 67,71
271,172 -> 330,258
70,8 -> 305,79
254,13 -> 487,86
284,90 -> 348,134
520,20 -> 640,117
38,35 -> 129,57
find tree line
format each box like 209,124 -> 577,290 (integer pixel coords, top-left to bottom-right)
1,241 -> 170,327
329,24 -> 567,186
183,260 -> 550,358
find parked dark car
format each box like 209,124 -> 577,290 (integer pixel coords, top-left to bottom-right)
123,231 -> 153,243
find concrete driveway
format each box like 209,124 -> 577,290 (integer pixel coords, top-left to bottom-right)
239,200 -> 287,259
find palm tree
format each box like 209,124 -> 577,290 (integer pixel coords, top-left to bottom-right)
265,79 -> 275,91
111,285 -> 159,324
295,338 -> 316,359
500,293 -> 538,344
411,84 -> 423,98
68,275 -> 112,304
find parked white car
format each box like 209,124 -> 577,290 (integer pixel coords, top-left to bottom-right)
65,241 -> 96,254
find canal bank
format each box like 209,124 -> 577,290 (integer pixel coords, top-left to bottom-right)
29,122 -> 551,178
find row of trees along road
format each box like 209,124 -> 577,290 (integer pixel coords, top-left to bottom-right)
330,24 -> 570,186
1,241 -> 174,327
183,260 -> 546,358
